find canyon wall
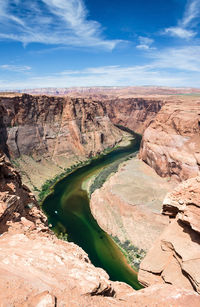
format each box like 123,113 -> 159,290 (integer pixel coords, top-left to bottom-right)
140,97 -> 200,181
0,94 -> 124,160
105,97 -> 163,134
1,92 -> 200,305
0,94 -> 124,190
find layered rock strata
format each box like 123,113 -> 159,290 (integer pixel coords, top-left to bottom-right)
139,176 -> 200,294
140,97 -> 200,181
0,94 -> 124,190
105,98 -> 163,134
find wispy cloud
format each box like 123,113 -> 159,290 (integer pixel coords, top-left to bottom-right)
1,44 -> 200,90
164,0 -> 200,39
0,64 -> 31,72
151,45 -> 200,72
164,27 -> 196,39
0,0 -> 121,49
136,36 -> 155,50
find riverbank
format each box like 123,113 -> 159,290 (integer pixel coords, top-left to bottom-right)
38,133 -> 133,203
42,135 -> 142,289
90,156 -> 175,258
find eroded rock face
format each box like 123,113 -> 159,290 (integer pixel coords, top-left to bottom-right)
140,98 -> 200,181
124,284 -> 200,307
105,98 -> 163,134
0,94 -> 123,160
0,150 -> 48,234
0,94 -> 124,190
138,176 -> 200,294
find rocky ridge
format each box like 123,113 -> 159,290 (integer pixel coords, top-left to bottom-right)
139,176 -> 200,294
0,150 -> 48,234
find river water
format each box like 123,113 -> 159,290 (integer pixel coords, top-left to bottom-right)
42,134 -> 142,290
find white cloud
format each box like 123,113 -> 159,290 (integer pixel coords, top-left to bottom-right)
1,45 -> 200,90
152,46 -> 200,72
164,0 -> 200,39
136,36 -> 155,50
0,65 -> 31,72
164,27 -> 196,39
0,0 -> 121,50
182,0 -> 200,27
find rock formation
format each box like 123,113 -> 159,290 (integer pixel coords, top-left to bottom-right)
0,149 -> 199,306
0,94 -> 124,160
0,150 -> 48,234
0,90 -> 200,305
0,94 -> 124,190
138,176 -> 200,294
105,97 -> 163,134
140,97 -> 200,181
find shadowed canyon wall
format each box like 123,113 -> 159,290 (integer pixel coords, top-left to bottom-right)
105,97 -> 164,134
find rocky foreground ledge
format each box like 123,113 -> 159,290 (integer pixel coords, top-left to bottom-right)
139,176 -> 200,294
0,151 -> 200,305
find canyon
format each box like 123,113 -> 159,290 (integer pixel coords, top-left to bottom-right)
0,89 -> 200,306
0,94 -> 124,192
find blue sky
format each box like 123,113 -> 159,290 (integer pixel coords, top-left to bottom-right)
0,0 -> 200,89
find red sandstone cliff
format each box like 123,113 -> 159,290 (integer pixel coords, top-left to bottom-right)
140,97 -> 200,181
0,94 -> 125,191
105,97 -> 163,134
0,94 -> 123,161
0,150 -> 48,234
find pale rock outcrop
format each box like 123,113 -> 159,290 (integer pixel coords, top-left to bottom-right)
0,232 -> 119,306
139,176 -> 200,294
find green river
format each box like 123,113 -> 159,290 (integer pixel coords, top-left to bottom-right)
42,133 -> 142,290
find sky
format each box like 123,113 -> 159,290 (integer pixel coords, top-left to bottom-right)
0,0 -> 200,89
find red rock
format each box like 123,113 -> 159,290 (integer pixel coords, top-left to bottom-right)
140,97 -> 200,181
139,176 -> 200,294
